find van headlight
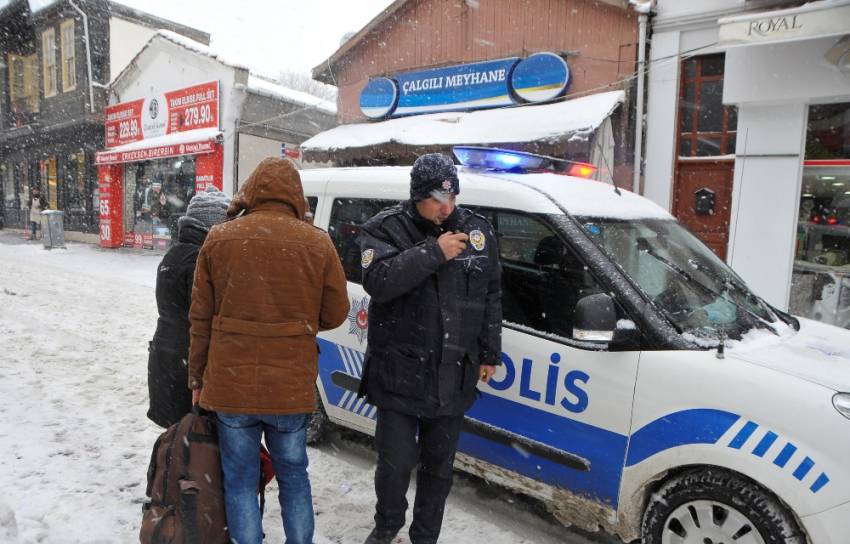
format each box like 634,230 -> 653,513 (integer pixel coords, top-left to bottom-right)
834,393 -> 850,420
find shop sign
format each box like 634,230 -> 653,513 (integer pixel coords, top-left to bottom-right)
359,53 -> 570,119
105,81 -> 220,147
95,139 -> 217,165
719,4 -> 850,46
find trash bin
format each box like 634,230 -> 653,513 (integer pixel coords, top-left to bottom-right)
40,210 -> 66,249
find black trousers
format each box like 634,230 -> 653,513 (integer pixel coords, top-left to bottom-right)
373,408 -> 464,544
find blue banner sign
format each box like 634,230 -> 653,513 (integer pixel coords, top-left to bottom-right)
359,53 -> 571,119
393,57 -> 518,116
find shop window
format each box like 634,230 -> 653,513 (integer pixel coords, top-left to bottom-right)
490,210 -> 605,340
40,157 -> 58,210
60,19 -> 76,92
64,151 -> 87,212
41,28 -> 57,98
2,164 -> 14,206
677,54 -> 737,158
790,102 -> 850,330
126,157 -> 197,249
328,197 -> 397,283
8,53 -> 39,117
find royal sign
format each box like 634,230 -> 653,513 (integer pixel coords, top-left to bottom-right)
105,81 -> 220,147
359,53 -> 570,119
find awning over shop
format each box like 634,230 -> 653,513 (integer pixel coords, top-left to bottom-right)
95,128 -> 222,165
301,90 -> 624,164
718,0 -> 850,48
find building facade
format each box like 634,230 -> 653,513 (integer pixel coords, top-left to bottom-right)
306,0 -> 642,186
643,0 -> 850,329
0,0 -> 208,240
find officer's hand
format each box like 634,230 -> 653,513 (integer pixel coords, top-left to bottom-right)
438,232 -> 469,261
479,365 -> 497,383
192,388 -> 201,406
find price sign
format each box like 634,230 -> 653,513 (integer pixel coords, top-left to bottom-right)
105,99 -> 144,147
165,81 -> 219,134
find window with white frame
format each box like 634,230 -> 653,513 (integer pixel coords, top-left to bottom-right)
42,28 -> 57,97
60,20 -> 76,92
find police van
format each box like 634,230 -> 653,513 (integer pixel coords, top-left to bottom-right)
301,147 -> 850,544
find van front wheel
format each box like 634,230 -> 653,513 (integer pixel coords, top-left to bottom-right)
641,468 -> 806,544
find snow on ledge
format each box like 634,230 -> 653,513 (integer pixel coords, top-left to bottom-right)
246,76 -> 336,116
302,90 -> 625,151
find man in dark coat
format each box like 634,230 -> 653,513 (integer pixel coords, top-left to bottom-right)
146,186 -> 230,428
358,153 -> 502,544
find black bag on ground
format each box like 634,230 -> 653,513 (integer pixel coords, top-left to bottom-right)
140,408 -> 229,544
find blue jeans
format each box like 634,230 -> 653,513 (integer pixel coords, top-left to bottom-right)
216,413 -> 314,544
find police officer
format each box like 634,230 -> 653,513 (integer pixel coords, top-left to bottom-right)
358,153 -> 502,544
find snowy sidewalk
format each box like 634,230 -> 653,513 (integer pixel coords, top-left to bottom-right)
0,241 -> 614,543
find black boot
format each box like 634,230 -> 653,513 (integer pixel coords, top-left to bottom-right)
363,527 -> 398,544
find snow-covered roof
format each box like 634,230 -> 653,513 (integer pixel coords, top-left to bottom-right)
301,90 -> 624,152
111,31 -> 335,115
153,29 -> 251,72
246,75 -> 336,116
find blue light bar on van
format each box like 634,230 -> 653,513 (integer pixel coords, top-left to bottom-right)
453,146 -> 546,171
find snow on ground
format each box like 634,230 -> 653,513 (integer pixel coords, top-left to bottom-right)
0,235 -> 616,544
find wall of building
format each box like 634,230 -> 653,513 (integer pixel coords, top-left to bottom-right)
330,0 -> 638,123
108,16 -> 157,83
236,133 -> 286,190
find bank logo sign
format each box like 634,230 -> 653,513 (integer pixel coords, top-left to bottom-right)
359,52 -> 570,119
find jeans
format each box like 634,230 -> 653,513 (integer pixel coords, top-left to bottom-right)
217,412 -> 314,544
372,409 -> 464,544
30,220 -> 38,238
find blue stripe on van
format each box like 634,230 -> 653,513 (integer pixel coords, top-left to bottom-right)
728,421 -> 758,449
773,443 -> 797,468
793,457 -> 815,481
752,431 -> 778,458
810,473 -> 830,493
625,409 -> 740,467
462,392 -> 628,507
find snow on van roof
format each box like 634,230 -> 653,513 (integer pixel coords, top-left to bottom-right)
301,166 -> 674,221
301,91 -> 624,151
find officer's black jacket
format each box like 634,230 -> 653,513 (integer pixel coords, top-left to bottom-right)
358,200 -> 502,417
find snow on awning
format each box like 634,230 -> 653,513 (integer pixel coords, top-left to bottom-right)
718,0 -> 850,48
301,90 -> 624,155
95,128 -> 222,165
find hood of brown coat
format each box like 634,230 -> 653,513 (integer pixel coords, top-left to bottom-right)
227,157 -> 305,220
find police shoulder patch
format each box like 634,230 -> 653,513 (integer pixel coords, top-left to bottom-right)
469,229 -> 486,251
361,248 -> 375,268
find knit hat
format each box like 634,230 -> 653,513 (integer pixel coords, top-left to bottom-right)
179,186 -> 231,232
410,153 -> 459,201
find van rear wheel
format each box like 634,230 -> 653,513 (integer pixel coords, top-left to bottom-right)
641,468 -> 806,544
306,386 -> 329,445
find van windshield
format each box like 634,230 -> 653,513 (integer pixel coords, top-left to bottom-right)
577,217 -> 777,341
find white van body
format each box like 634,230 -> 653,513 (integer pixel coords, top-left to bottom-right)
300,166 -> 850,543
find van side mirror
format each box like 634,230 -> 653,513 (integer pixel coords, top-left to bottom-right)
572,293 -> 617,343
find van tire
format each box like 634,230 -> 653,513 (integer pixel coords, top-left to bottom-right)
641,467 -> 806,544
306,386 -> 329,445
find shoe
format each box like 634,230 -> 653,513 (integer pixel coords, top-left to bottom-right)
363,527 -> 399,544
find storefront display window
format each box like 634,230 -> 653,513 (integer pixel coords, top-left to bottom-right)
125,157 -> 196,249
2,163 -> 14,206
40,156 -> 58,210
790,103 -> 850,329
64,151 -> 87,212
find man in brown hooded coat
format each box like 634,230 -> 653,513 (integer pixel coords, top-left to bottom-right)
188,157 -> 349,544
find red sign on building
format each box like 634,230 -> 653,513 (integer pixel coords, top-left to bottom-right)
104,99 -> 144,148
165,81 -> 219,134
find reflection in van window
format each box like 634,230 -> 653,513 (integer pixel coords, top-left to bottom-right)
492,210 -> 604,340
329,198 -> 397,283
